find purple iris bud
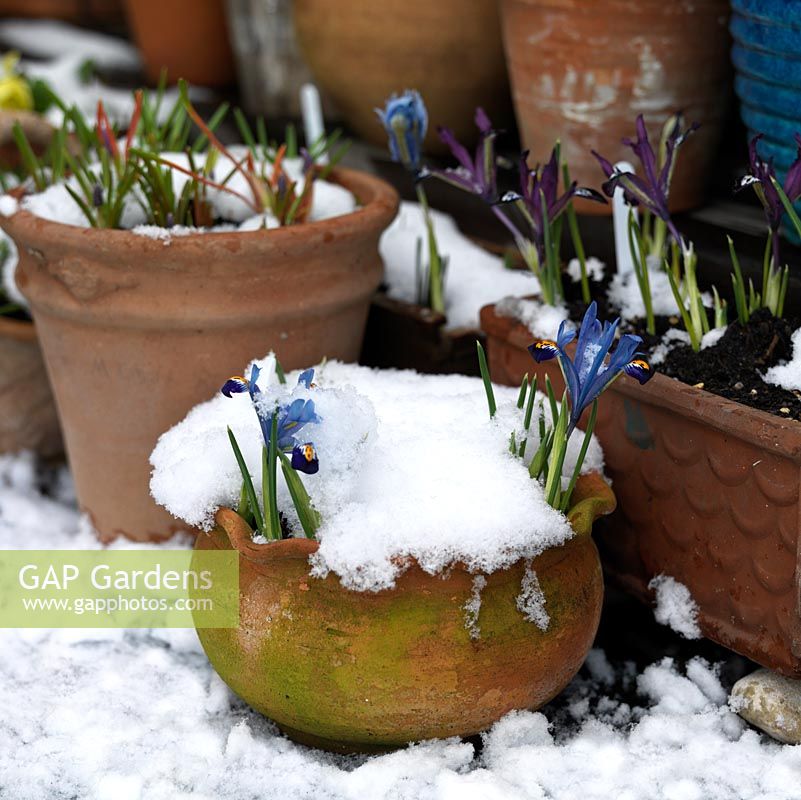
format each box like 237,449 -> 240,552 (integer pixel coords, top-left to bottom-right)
424,107 -> 499,203
593,113 -> 698,248
375,90 -> 428,173
165,212 -> 174,229
504,148 -> 605,260
737,133 -> 801,268
291,443 -> 319,475
528,302 -> 653,435
92,184 -> 104,208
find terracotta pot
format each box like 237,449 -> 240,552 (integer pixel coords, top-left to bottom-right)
0,0 -> 124,25
124,0 -> 236,87
0,316 -> 61,458
0,168 -> 398,542
193,472 -> 615,753
481,302 -> 801,678
499,0 -> 732,214
360,292 -> 481,376
292,0 -> 512,155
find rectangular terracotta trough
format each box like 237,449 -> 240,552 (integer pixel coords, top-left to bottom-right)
482,302 -> 801,677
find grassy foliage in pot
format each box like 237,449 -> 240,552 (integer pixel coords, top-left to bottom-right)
0,86 -> 398,541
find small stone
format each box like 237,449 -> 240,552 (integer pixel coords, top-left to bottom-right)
780,407 -> 791,414
669,316 -> 680,325
730,668 -> 801,744
693,382 -> 704,389
733,382 -> 744,390
750,389 -> 758,395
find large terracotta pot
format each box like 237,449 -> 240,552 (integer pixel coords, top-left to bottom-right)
0,316 -> 61,458
499,0 -> 732,214
194,472 -> 615,753
0,168 -> 398,542
124,0 -> 236,87
292,0 -> 512,155
481,302 -> 801,678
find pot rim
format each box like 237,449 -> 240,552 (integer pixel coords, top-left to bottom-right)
0,165 -> 400,257
480,301 -> 801,459
209,471 -> 616,570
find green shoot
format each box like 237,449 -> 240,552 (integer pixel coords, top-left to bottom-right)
476,340 -> 496,418
560,399 -> 598,512
227,427 -> 265,534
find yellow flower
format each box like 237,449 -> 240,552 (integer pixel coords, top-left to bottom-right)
0,52 -> 33,111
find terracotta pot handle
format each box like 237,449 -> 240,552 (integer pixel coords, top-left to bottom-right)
567,472 -> 617,537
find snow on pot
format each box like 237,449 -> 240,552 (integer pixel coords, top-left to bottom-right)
481,115 -> 801,677
0,89 -> 398,541
149,343 -> 631,752
482,301 -> 801,678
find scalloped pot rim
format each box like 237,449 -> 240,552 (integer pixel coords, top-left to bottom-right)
0,165 -> 398,254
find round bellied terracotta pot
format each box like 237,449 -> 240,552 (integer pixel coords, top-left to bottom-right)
0,168 -> 398,542
0,316 -> 62,457
499,0 -> 732,214
124,0 -> 236,87
292,0 -> 512,155
193,472 -> 615,753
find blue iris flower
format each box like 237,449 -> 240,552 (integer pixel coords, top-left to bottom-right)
375,90 -> 428,173
220,365 -> 320,474
528,302 -> 653,435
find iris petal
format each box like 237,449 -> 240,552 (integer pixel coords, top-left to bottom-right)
291,443 -> 319,475
528,340 -> 560,362
221,376 -> 249,397
624,359 -> 653,385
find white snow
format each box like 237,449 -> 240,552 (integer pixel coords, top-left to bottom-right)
649,328 -> 692,366
765,327 -> 801,392
701,327 -> 727,350
1,452 -> 800,799
607,265 -> 679,321
515,561 -> 550,631
649,575 -> 702,640
16,151 -> 356,231
567,256 -> 606,284
379,201 -> 539,330
150,358 -> 604,592
494,295 -> 572,340
463,574 -> 487,641
0,229 -> 25,309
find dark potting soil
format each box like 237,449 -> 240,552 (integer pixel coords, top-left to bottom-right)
562,280 -> 801,421
659,309 -> 801,421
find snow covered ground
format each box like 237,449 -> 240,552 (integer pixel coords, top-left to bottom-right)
2,451 -> 801,800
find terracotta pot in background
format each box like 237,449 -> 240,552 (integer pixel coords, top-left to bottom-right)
0,317 -> 61,458
481,302 -> 801,678
124,0 -> 236,87
0,0 -> 125,26
292,0 -> 512,155
0,168 -> 398,542
194,473 -> 615,753
499,0 -> 732,214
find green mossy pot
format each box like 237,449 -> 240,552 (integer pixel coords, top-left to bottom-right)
192,473 -> 615,753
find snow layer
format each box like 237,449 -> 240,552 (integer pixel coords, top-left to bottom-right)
649,575 -> 702,640
765,327 -> 801,391
0,230 -> 25,309
567,256 -> 606,284
379,201 -> 539,330
494,296 -> 571,341
150,359 -> 604,592
2,453 -> 800,799
607,265 -> 678,321
15,152 -> 356,232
